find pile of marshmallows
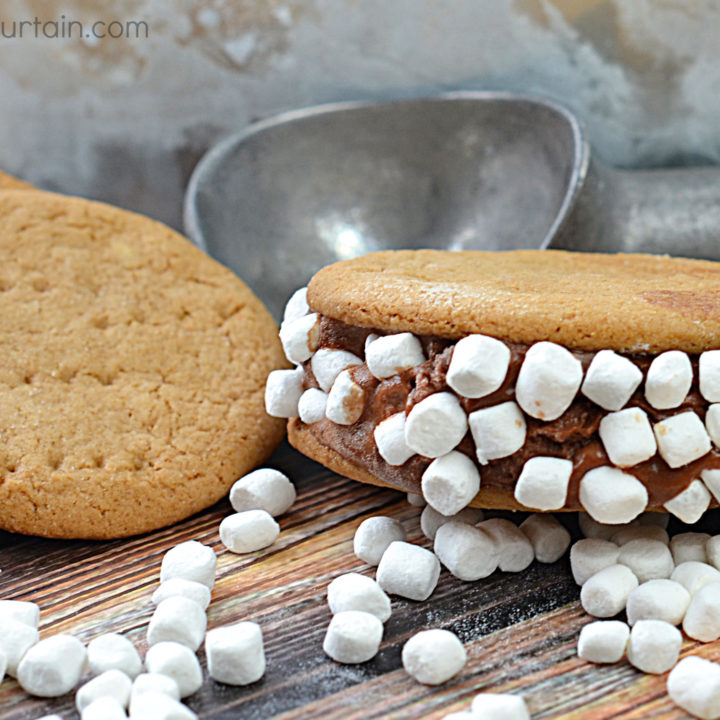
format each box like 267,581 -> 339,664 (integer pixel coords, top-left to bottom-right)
267,287 -> 720,525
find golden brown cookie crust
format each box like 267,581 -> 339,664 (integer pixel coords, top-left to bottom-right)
307,249 -> 720,353
0,190 -> 286,539
0,169 -> 35,191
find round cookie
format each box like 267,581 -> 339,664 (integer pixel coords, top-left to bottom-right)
0,190 -> 286,539
0,169 -> 35,191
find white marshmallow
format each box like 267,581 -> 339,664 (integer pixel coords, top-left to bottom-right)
152,579 -> 212,611
626,579 -> 690,627
264,367 -> 304,417
282,287 -> 309,323
279,313 -> 320,365
627,619 -> 681,674
668,656 -> 720,720
354,516 -> 406,566
570,538 -> 620,586
471,694 -> 530,720
581,350 -> 642,411
441,713 -> 475,720
405,392 -> 467,458
617,539 -> 674,583
421,451 -> 480,516
612,525 -> 669,546
434,520 -> 499,581
17,634 -> 87,698
683,581 -> 720,642
0,617 -> 38,677
407,492 -> 426,507
322,611 -> 383,664
376,541 -> 441,601
374,412 -> 415,466
402,629 -> 466,685
478,518 -> 534,573
81,697 -> 126,720
0,646 -> 5,683
645,351 -> 693,409
707,404 -> 720,448
311,348 -> 362,392
579,466 -> 648,524
76,669 -> 132,711
580,564 -> 639,617
577,620 -> 629,663
515,341 -> 583,421
298,387 -> 328,424
160,540 -> 217,589
578,512 -> 635,541
364,333 -> 379,352
519,514 -> 571,563
671,532 -> 710,565
327,573 -> 391,623
638,511 -> 670,529
325,368 -> 365,425
702,468 -> 720,504
365,333 -> 425,379
701,351 -> 720,402
144,642 -> 202,698
654,411 -> 712,468
206,622 -> 265,685
129,691 -> 197,720
87,633 -> 142,679
665,479 -> 712,523
514,456 -> 572,510
147,597 -> 207,651
599,408 -> 657,467
131,673 -> 181,701
0,600 -> 39,628
220,510 -> 280,554
671,561 -> 720,596
229,468 -> 296,517
708,536 -> 720,570
446,334 -> 510,399
468,401 -> 526,464
420,505 -> 484,541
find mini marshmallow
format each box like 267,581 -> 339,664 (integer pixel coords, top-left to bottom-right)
668,656 -> 720,720
131,673 -> 181,701
405,392 -> 467,458
707,404 -> 720,448
0,600 -> 39,628
354,516 -> 406,566
420,505 -> 484,541
671,561 -> 720,595
626,579 -> 690,627
325,368 -> 365,425
219,510 -> 280,554
0,617 -> 39,676
570,538 -> 620,586
311,348 -> 362,392
627,619 -> 681,674
617,539 -> 674,583
645,351 -> 693,409
471,694 -> 530,720
282,286 -> 309,323
707,536 -> 720,570
365,333 -> 425,379
612,525 -> 669,546
478,518 -> 534,573
578,512 -> 635,541
229,467 -> 296,517
322,611 -> 383,664
446,334 -> 510,399
519,514 -> 571,563
374,412 -> 415,466
441,713 -> 475,720
654,411 -> 712,468
152,579 -> 212,611
160,540 -> 217,589
579,466 -> 648,524
364,333 -> 379,352
129,691 -> 197,720
434,520 -> 499,581
0,646 -> 6,682
670,532 -> 710,565
279,312 -> 320,364
81,697 -> 126,720
87,633 -> 142,679
702,468 -> 720,504
515,341 -> 583,421
206,622 -> 265,685
581,350 -> 642,411
144,642 -> 202,698
683,581 -> 720,642
147,596 -> 207,651
580,564 -> 638,617
664,479 -> 712,523
421,451 -> 480,516
298,387 -> 328,424
402,629 -> 466,685
327,573 -> 392,622
264,367 -> 304,418
514,456 -> 572,511
577,620 -> 629,663
17,634 -> 87,698
598,408 -> 657,467
468,401 -> 526,464
407,492 -> 426,507
701,350 -> 720,402
76,669 -> 132,711
376,541 -> 441,601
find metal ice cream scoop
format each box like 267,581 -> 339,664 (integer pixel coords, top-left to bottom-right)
184,92 -> 720,320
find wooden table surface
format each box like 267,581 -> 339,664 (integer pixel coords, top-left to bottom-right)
1,440 -> 718,719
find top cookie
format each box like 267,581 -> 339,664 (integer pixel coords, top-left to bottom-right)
0,190 -> 285,539
308,249 -> 720,353
0,169 -> 35,191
